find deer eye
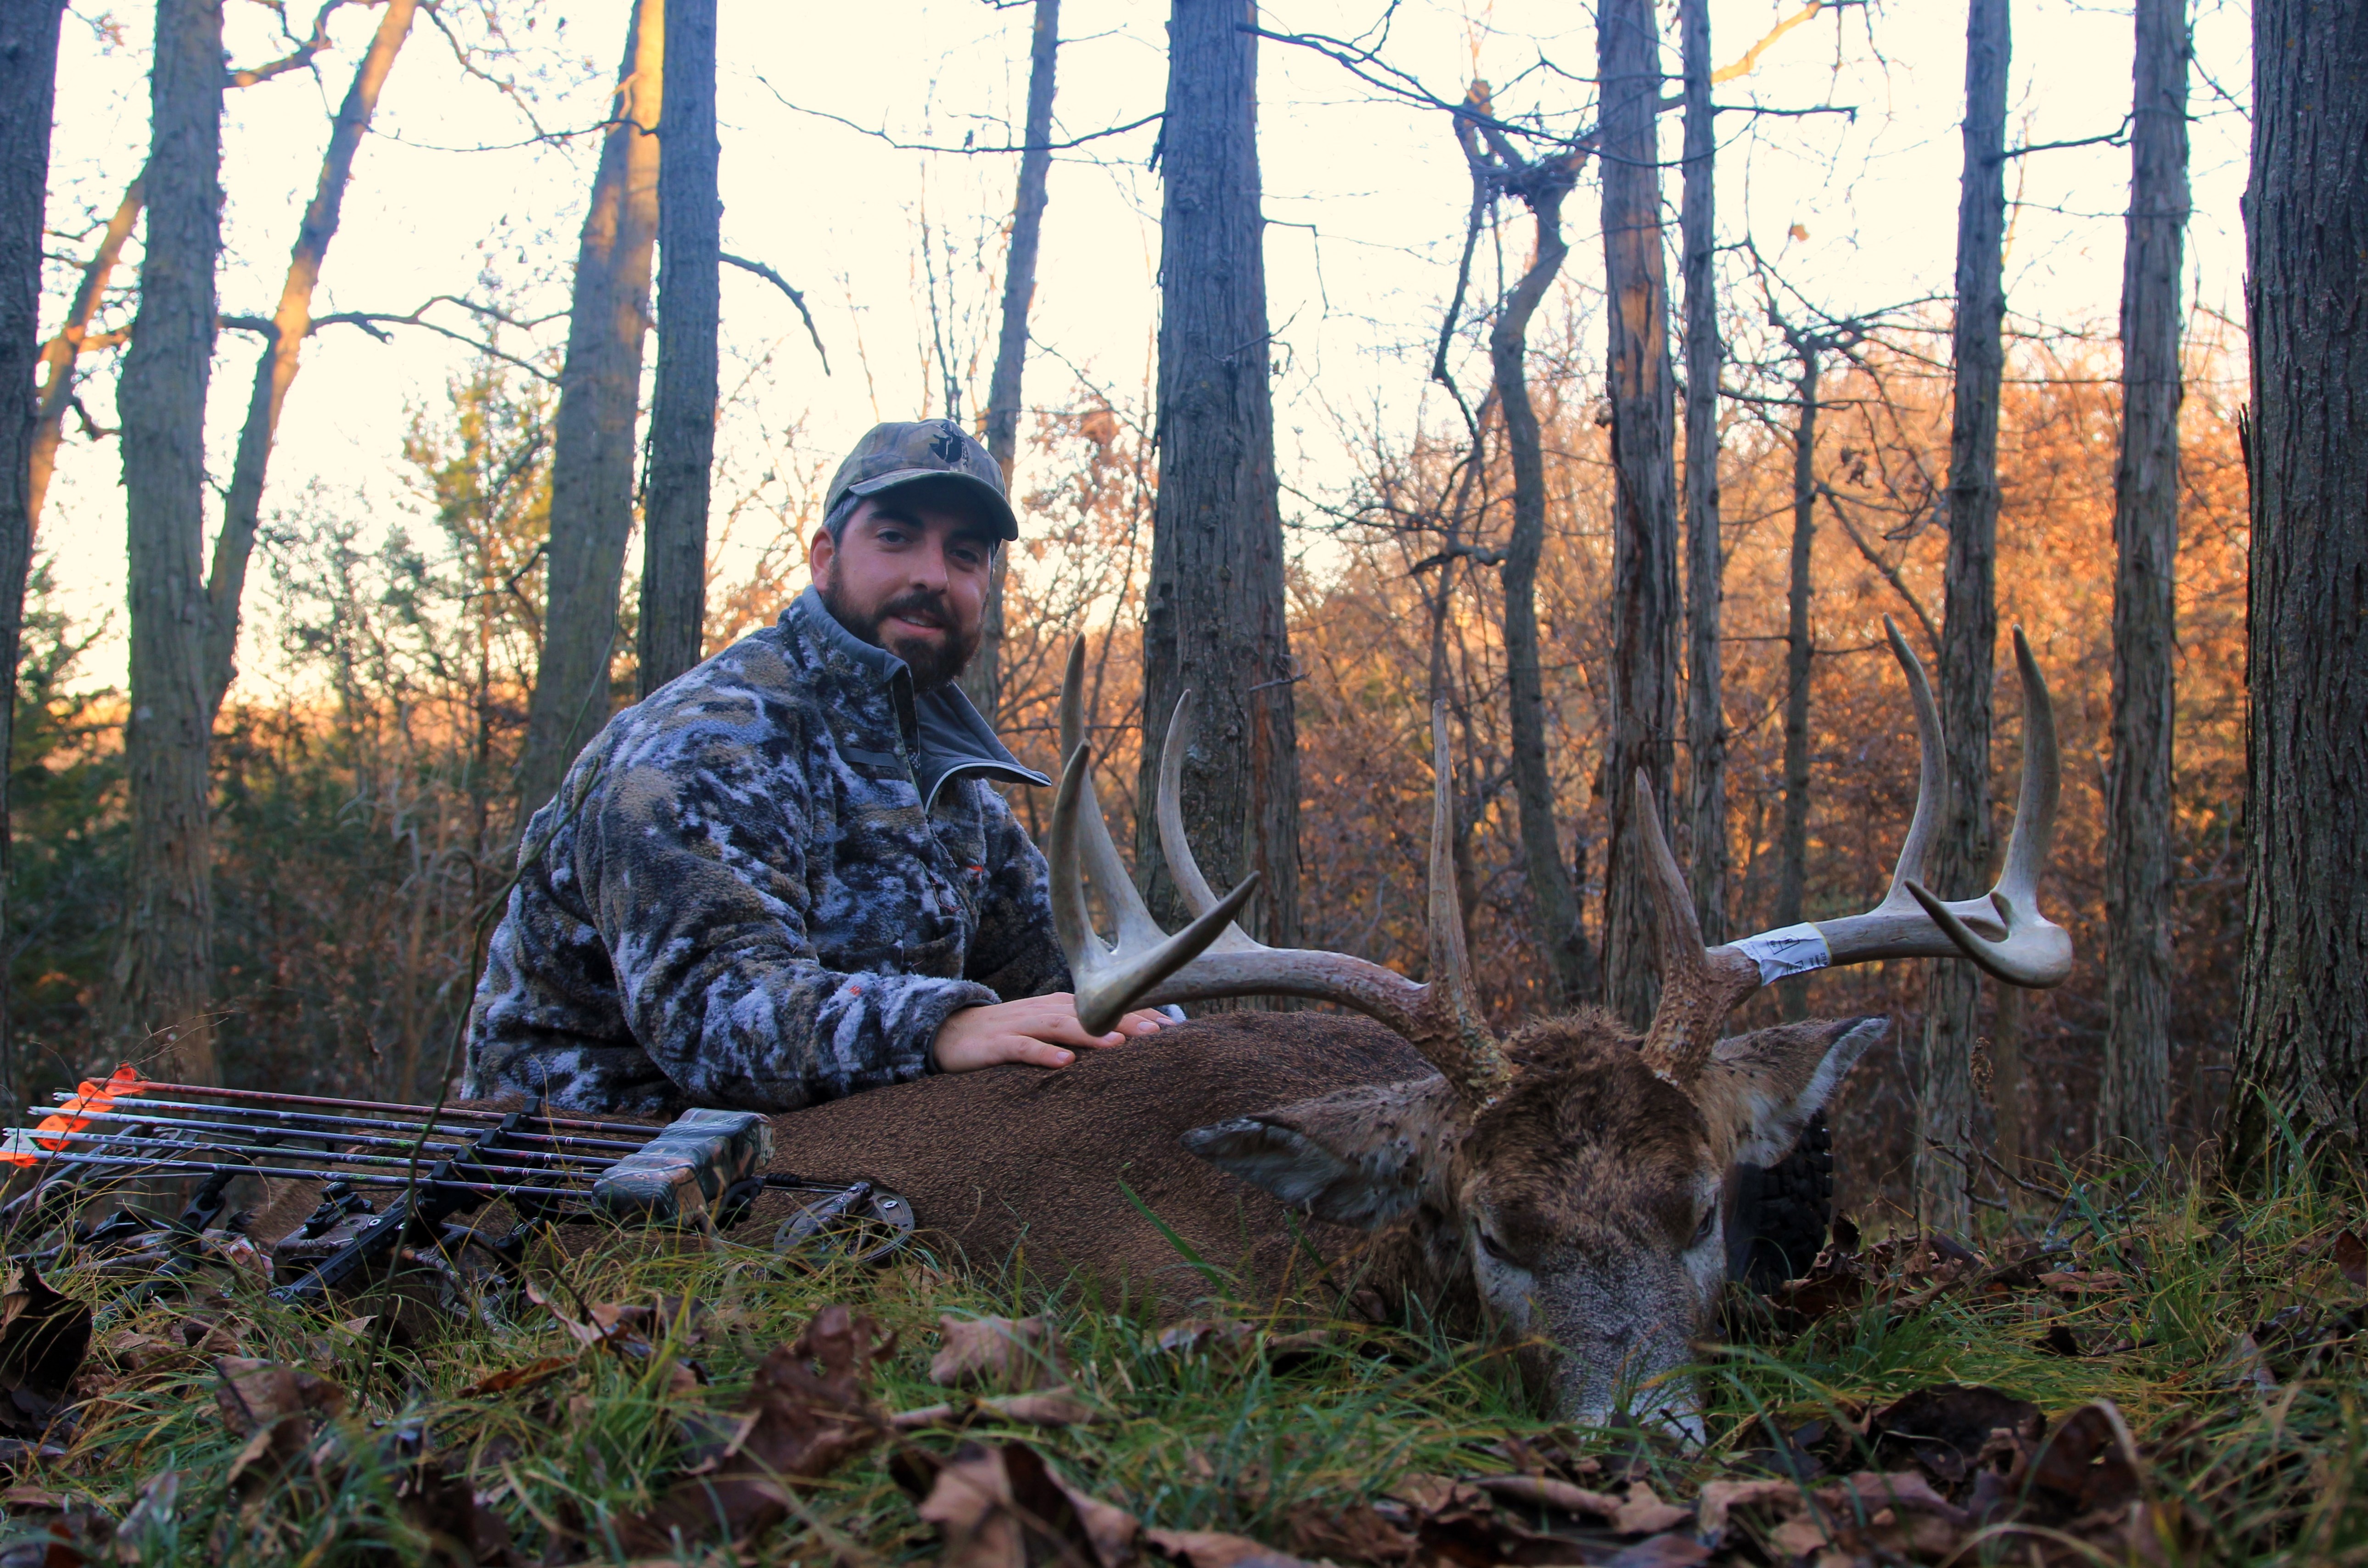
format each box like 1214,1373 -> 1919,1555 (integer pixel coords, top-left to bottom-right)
1477,1230 -> 1514,1265
1691,1208 -> 1717,1248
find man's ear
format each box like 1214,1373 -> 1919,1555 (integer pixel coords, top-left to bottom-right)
808,527 -> 836,579
1706,1015 -> 1886,1168
1183,1076 -> 1460,1229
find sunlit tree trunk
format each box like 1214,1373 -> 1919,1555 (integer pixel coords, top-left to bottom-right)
963,0 -> 1059,727
1918,0 -> 2010,1236
1598,0 -> 1683,1030
0,0 -> 67,1102
1135,0 -> 1300,958
637,0 -> 717,698
2227,0 -> 2368,1186
516,0 -> 663,818
28,175 -> 140,535
2102,0 -> 2188,1161
204,0 -> 419,717
1679,0 -> 1728,946
118,0 -> 224,1082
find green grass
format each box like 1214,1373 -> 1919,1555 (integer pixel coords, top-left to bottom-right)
6,1162 -> 2367,1565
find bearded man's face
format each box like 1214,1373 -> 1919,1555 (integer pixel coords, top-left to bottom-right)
810,487 -> 997,691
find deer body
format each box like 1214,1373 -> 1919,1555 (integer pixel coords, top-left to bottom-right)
761,1011 -> 1428,1303
995,625 -> 2067,1423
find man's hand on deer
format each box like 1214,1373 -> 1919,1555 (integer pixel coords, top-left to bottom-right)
930,993 -> 1168,1072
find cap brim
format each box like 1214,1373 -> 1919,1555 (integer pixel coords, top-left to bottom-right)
846,469 -> 1020,540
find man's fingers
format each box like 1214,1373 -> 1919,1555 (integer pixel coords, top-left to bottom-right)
1006,1037 -> 1076,1069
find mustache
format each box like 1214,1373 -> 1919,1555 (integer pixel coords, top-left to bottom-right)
878,590 -> 953,631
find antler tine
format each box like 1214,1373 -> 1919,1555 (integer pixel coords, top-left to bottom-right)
1050,739 -> 1258,1034
1716,624 -> 2072,992
1899,625 -> 2071,987
1881,615 -> 1946,903
1419,703 -> 1507,1098
1055,641 -> 1170,956
1155,692 -> 1266,956
1631,771 -> 1762,1081
1061,670 -> 1510,1107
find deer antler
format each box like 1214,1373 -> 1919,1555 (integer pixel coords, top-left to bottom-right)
1634,616 -> 2072,1081
1050,640 -> 1512,1108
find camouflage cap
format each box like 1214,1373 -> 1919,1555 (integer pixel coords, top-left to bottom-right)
823,419 -> 1018,540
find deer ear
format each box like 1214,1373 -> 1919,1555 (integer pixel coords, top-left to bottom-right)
1183,1076 -> 1460,1230
1709,1015 -> 1887,1168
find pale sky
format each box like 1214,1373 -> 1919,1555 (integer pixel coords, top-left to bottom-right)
36,0 -> 2253,692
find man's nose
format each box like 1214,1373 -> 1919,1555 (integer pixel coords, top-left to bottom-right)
908,541 -> 952,591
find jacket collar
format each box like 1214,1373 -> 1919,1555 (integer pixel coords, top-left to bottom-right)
785,586 -> 1050,810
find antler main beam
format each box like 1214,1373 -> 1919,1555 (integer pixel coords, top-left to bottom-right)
1049,642 -> 1512,1108
1635,616 -> 2072,1080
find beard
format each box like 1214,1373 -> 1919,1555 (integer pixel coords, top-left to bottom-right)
816,574 -> 980,693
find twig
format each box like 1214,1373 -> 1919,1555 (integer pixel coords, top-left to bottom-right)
721,253 -> 830,374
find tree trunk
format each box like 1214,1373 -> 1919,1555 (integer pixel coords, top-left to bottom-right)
1480,130 -> 1588,1008
2226,0 -> 2368,1186
515,0 -> 663,818
1917,0 -> 2010,1236
203,0 -> 417,717
1135,0 -> 1300,958
962,0 -> 1059,727
637,0 -> 718,699
2102,0 -> 2188,1161
28,174 -> 140,535
0,0 -> 67,1104
1679,0 -> 1728,946
1598,0 -> 1683,1030
118,0 -> 224,1082
1775,340 -> 1818,1021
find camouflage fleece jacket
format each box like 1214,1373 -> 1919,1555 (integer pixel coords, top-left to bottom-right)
464,587 -> 1066,1115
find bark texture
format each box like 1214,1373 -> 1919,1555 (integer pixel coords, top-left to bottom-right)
2227,0 -> 2368,1184
1918,0 -> 2010,1235
118,0 -> 224,1081
516,0 -> 663,817
1463,110 -> 1587,1008
28,174 -> 140,534
2101,0 -> 2188,1160
0,0 -> 67,1100
1135,0 -> 1301,955
637,0 -> 718,699
962,0 -> 1059,726
1775,342 -> 1818,975
1598,0 -> 1683,1030
1679,0 -> 1728,946
204,0 -> 417,716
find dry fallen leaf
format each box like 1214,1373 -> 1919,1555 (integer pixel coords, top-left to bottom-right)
918,1440 -> 1139,1568
1145,1527 -> 1311,1568
933,1314 -> 1066,1391
212,1357 -> 347,1436
458,1356 -> 578,1398
614,1304 -> 892,1554
0,1264 -> 90,1436
2334,1229 -> 2367,1290
893,1387 -> 1103,1431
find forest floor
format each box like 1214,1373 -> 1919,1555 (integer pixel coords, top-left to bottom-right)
0,1159 -> 2359,1567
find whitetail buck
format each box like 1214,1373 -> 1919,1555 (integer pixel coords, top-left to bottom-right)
769,619 -> 2069,1422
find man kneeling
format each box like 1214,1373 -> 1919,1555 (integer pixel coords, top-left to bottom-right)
465,420 -> 1166,1114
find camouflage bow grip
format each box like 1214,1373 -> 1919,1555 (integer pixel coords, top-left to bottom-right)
590,1108 -> 776,1226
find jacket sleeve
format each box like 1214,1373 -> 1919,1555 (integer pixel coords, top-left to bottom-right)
574,728 -> 996,1112
963,779 -> 1075,1002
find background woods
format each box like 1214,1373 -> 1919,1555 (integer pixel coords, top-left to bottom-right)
8,0 -> 2333,1215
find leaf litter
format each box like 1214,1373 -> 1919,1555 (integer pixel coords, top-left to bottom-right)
0,1183 -> 2357,1564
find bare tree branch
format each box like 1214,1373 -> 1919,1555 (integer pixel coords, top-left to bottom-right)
720,251 -> 830,373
